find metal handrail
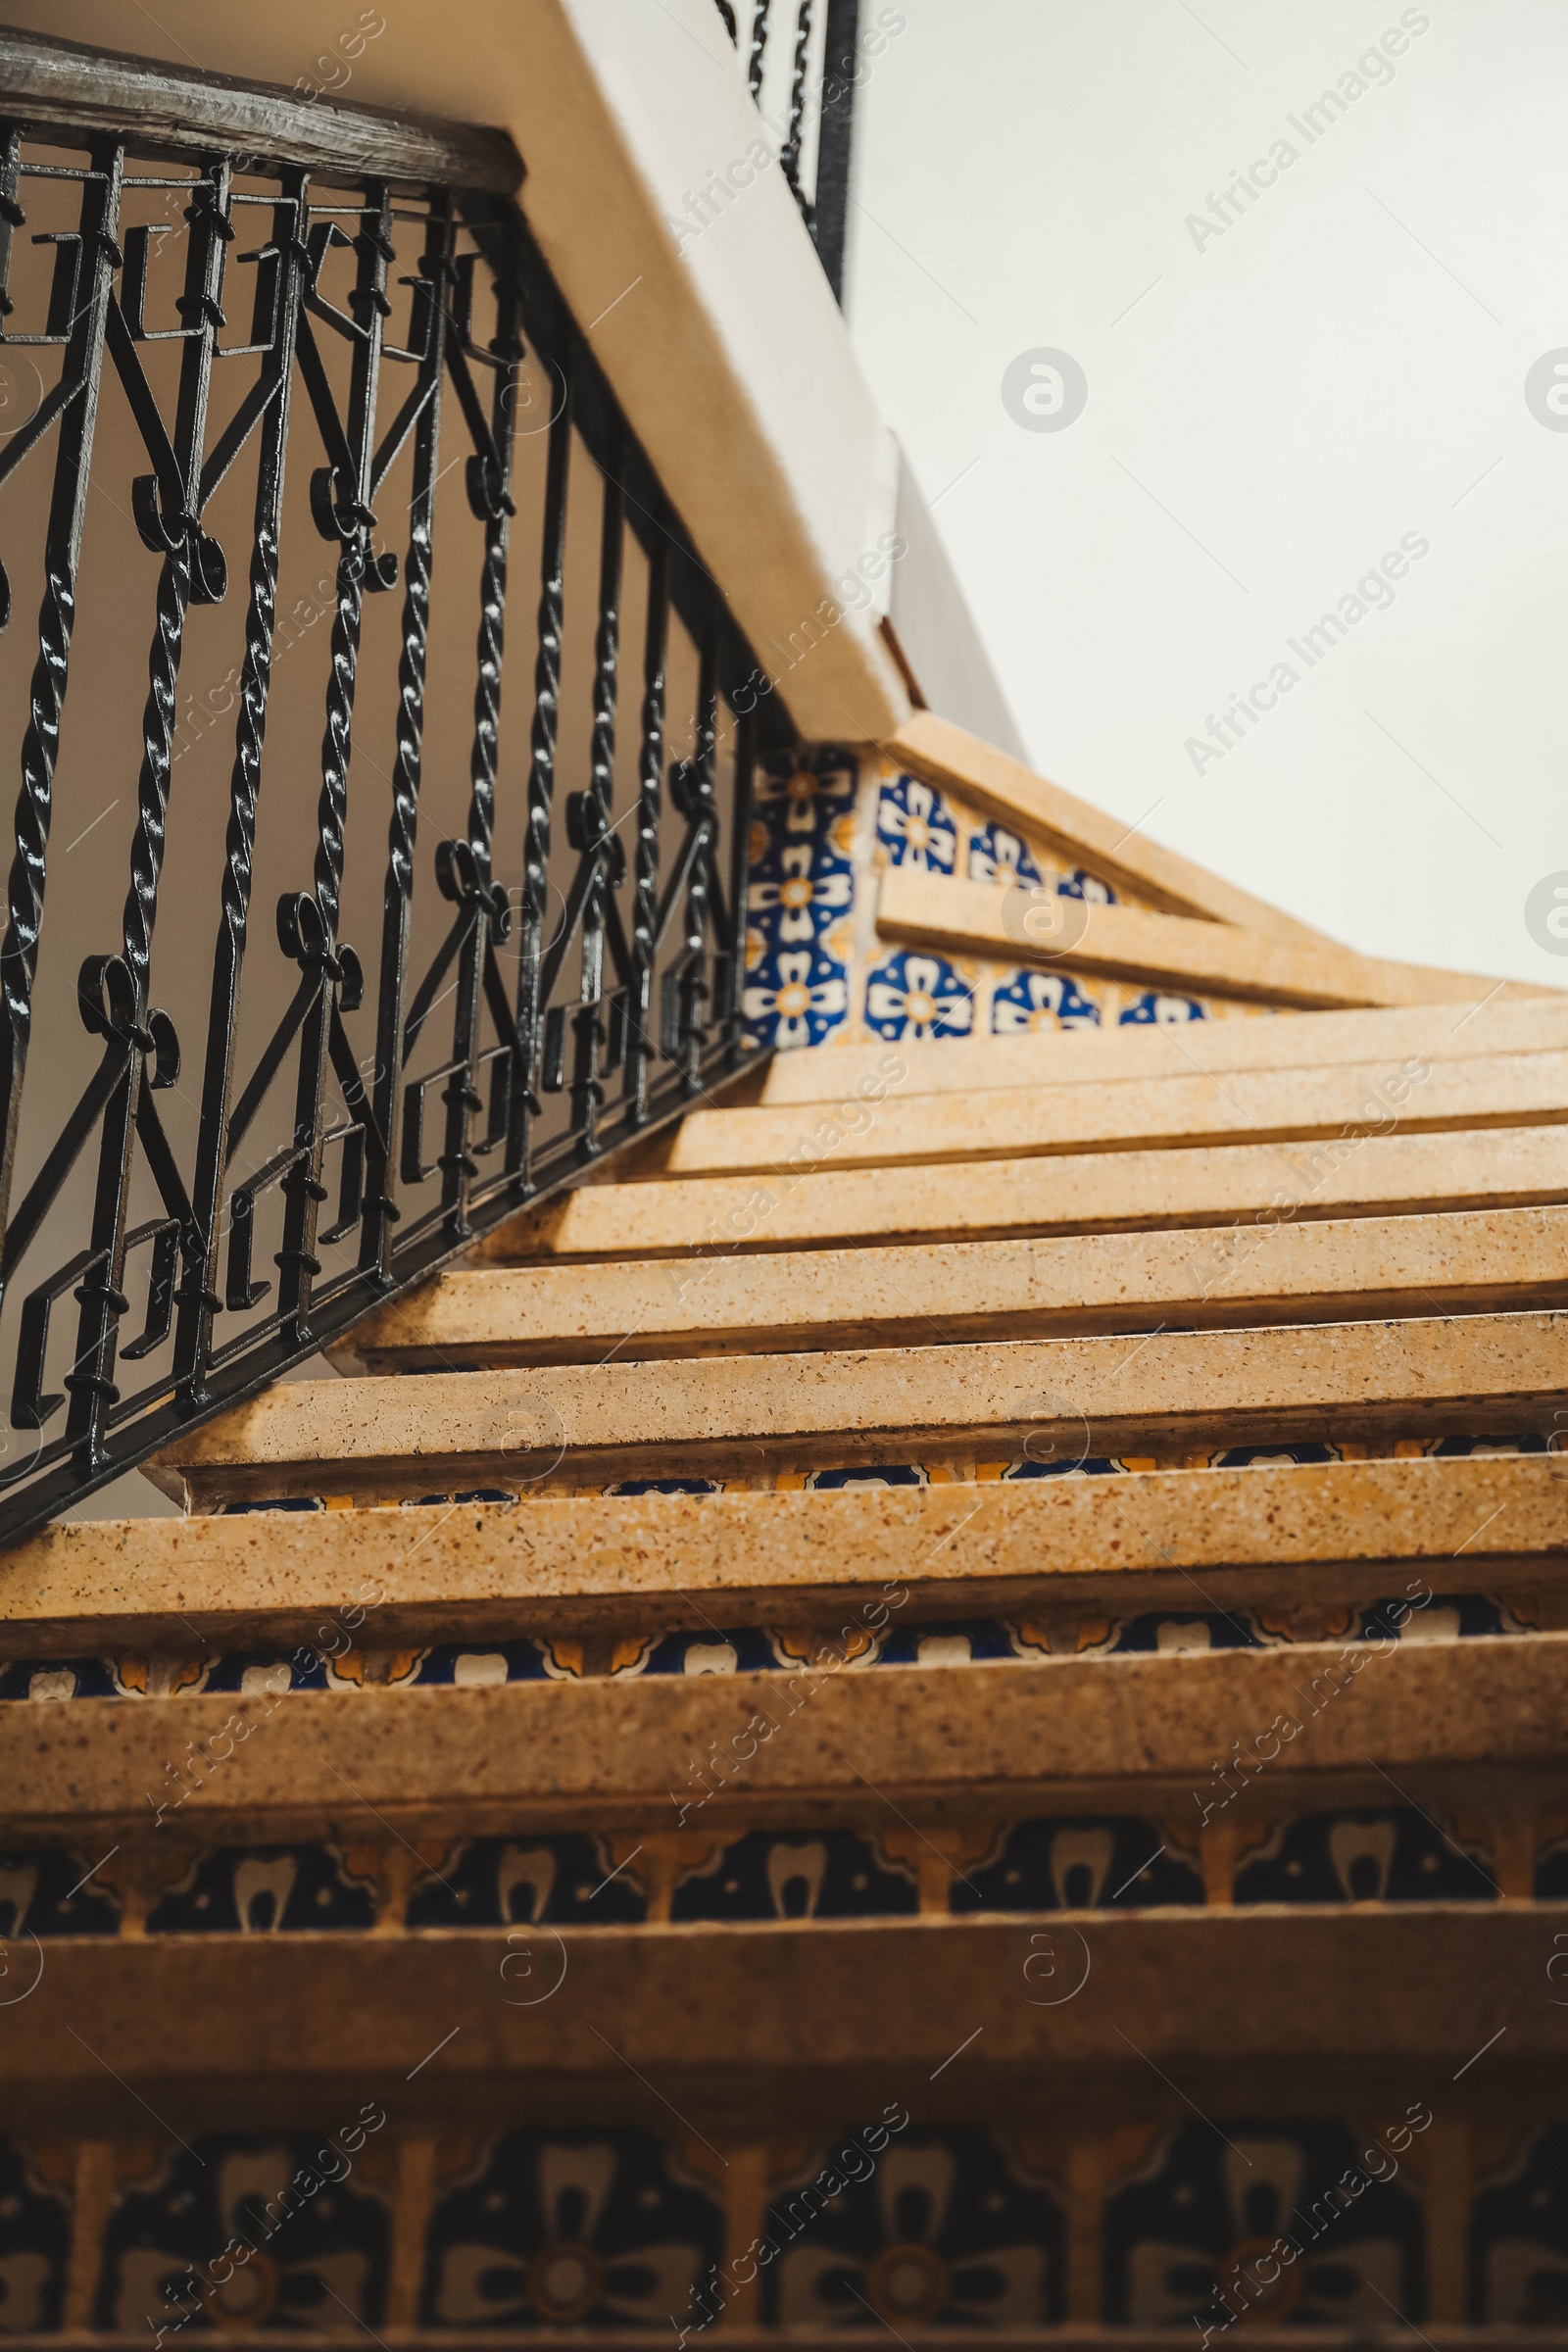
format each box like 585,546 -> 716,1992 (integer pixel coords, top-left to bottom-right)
0,32 -> 779,1540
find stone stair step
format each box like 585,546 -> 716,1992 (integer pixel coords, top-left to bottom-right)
7,1632 -> 1563,1839
150,1312 -> 1567,1505
759,994 -> 1568,1104
877,862 -> 1551,1010
631,1046 -> 1568,1179
5,1908 -> 1557,2127
480,1125 -> 1567,1261
340,1205 -> 1568,1369
4,1453 -> 1556,1656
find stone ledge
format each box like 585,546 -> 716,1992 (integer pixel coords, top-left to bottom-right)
2,1454 -> 1560,1653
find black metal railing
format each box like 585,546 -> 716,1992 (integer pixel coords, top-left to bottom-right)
0,30 -> 781,1541
715,0 -> 862,302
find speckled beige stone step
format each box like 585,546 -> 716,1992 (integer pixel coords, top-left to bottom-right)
10,1911 -> 1561,2126
878,864 -> 1547,1010
648,1046 -> 1568,1178
344,1206 -> 1568,1368
481,1125 -> 1567,1261
760,996 -> 1568,1106
150,1311 -> 1568,1504
2,1454 -> 1558,1654
891,710 -> 1339,939
6,1634 -> 1565,1838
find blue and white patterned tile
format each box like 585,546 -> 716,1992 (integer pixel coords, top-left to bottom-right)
0,1847 -> 120,1939
411,1640 -> 548,1688
1470,2124 -> 1568,2323
758,2127 -> 1065,2329
1057,865 -> 1116,903
0,2139 -> 71,2334
747,836 -> 855,951
95,2134 -> 390,2334
951,1818 -> 1202,1914
1234,1810 -> 1494,1905
670,1829 -> 917,1923
1103,2119 -> 1424,2326
990,967 -> 1101,1032
753,756 -> 858,850
420,2128 -> 722,2329
146,1845 -> 378,1936
1119,990 -> 1205,1025
864,950 -> 974,1041
743,940 -> 852,1052
407,1835 -> 645,1930
876,772 -> 956,874
967,822 -> 1043,888
0,1655 -> 116,1702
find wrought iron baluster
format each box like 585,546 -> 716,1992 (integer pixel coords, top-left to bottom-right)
665,624 -> 719,1092
361,200 -> 453,1277
175,174 -> 310,1405
0,140 -> 124,1299
723,695 -> 758,1060
748,0 -> 771,98
508,319 -> 571,1189
564,458 -> 624,1155
0,89 -> 772,1541
781,0 -> 816,205
65,157 -> 231,1471
272,181 -> 393,1347
624,537 -> 667,1127
427,240 -> 520,1240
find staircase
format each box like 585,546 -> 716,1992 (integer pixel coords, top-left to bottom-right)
1,728 -> 1565,2338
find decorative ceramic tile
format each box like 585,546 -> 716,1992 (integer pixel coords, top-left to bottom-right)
990,967 -> 1101,1032
1470,2124 -> 1568,2322
1234,1811 -> 1494,1905
420,2128 -> 722,2329
0,1847 -> 120,1937
863,949 -> 975,1041
743,940 -> 852,1051
875,773 -> 956,873
94,2132 -> 391,2334
1103,2119 -> 1424,2326
407,1836 -> 645,1930
642,1627 -> 777,1676
753,755 -> 858,850
0,2138 -> 72,2334
411,1640 -> 547,1688
758,2127 -> 1065,2328
1119,991 -> 1206,1025
0,1655 -> 116,1701
146,1846 -> 378,1936
1536,1826 -> 1568,1899
967,821 -> 1042,888
748,836 -> 855,950
671,1829 -> 917,1923
951,1818 -> 1202,1913
1057,865 -> 1116,903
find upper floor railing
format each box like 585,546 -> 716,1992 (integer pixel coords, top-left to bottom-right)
0,28 -> 782,1541
713,0 -> 864,302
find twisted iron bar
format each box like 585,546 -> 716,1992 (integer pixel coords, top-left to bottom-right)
781,0 -> 815,198
0,142 -> 123,1287
626,539 -> 668,1125
0,123 -> 766,1542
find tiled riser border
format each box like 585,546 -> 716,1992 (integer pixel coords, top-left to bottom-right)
5,1806 -> 1567,1937
2,2119 -> 1562,2332
740,755 -> 1266,1054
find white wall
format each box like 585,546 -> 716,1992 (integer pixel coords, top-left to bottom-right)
845,0 -> 1568,985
